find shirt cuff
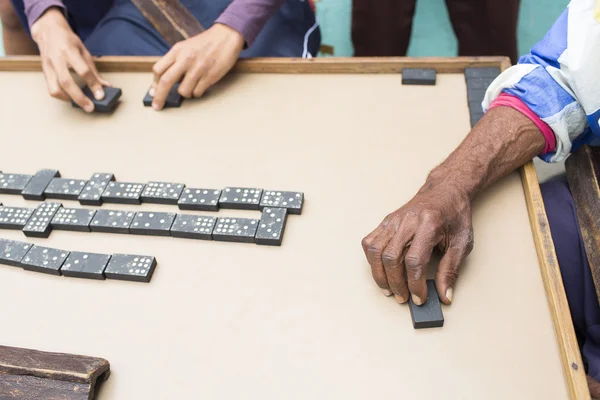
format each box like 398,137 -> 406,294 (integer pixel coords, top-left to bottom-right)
25,1 -> 66,30
488,93 -> 557,155
215,7 -> 261,47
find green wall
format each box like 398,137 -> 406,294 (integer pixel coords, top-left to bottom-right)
316,0 -> 569,57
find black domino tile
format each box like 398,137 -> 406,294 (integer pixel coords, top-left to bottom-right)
61,252 -> 111,280
0,173 -> 33,194
51,207 -> 96,232
22,202 -> 62,238
0,238 -> 33,267
104,254 -> 157,282
464,67 -> 501,80
0,206 -> 34,230
170,214 -> 216,240
72,86 -> 122,113
44,178 -> 88,200
22,169 -> 60,200
90,209 -> 136,234
212,217 -> 258,243
20,245 -> 70,276
218,187 -> 263,210
408,279 -> 444,329
140,182 -> 185,205
101,181 -> 145,205
79,173 -> 115,206
402,68 -> 436,85
255,207 -> 288,246
260,190 -> 304,215
129,211 -> 176,236
143,83 -> 183,108
177,188 -> 221,211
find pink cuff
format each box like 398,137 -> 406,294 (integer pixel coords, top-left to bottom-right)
488,93 -> 556,155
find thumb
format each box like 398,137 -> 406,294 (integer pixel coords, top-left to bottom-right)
435,246 -> 467,305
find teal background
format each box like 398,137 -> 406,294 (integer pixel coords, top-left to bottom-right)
315,0 -> 568,57
0,0 -> 569,56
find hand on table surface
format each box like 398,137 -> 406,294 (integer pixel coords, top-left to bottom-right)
31,8 -> 109,113
149,23 -> 245,110
362,182 -> 474,306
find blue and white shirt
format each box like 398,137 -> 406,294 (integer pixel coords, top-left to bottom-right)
483,0 -> 600,162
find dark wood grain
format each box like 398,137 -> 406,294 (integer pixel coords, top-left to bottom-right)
0,346 -> 110,400
566,145 -> 600,304
130,0 -> 204,46
0,374 -> 91,400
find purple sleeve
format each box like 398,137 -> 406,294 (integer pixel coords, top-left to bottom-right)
215,0 -> 286,47
23,0 -> 66,29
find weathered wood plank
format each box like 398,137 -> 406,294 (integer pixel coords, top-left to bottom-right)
0,374 -> 91,400
0,346 -> 109,384
566,145 -> 600,304
0,346 -> 109,400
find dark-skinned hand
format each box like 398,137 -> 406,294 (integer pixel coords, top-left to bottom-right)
362,183 -> 474,306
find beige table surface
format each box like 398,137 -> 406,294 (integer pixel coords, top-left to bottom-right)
0,71 -> 568,399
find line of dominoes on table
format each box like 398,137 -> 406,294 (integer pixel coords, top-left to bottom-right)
0,237 -> 156,282
0,170 -> 302,246
0,170 -> 304,213
0,202 -> 289,245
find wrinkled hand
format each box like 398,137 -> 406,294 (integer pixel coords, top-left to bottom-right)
362,183 -> 474,306
150,23 -> 244,110
31,8 -> 108,112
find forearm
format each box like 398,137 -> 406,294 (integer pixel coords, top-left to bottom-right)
424,106 -> 545,200
23,0 -> 64,29
215,0 -> 286,46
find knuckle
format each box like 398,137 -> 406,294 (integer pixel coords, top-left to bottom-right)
48,88 -> 62,98
58,77 -> 72,88
441,268 -> 459,286
152,64 -> 161,75
361,236 -> 372,250
405,254 -> 425,274
381,249 -> 400,267
420,209 -> 442,224
367,243 -> 382,258
158,76 -> 172,86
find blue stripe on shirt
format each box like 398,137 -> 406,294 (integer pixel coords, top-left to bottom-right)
519,8 -> 568,70
503,66 -> 577,119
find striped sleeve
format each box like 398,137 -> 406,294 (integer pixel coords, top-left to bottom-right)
482,0 -> 600,163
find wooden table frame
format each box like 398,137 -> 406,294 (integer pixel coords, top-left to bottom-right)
0,55 -> 589,400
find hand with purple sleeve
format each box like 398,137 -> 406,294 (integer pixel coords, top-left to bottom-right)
149,0 -> 285,110
26,1 -> 109,112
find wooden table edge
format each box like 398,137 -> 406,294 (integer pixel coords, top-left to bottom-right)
0,55 -> 588,399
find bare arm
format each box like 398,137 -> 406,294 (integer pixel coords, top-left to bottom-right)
362,106 -> 545,305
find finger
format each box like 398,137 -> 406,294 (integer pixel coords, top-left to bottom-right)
363,227 -> 396,296
192,71 -> 218,99
404,224 -> 442,305
152,60 -> 188,110
178,62 -> 205,98
381,225 -> 414,303
42,61 -> 69,102
435,243 -> 470,305
81,49 -> 110,87
362,225 -> 389,296
55,59 -> 93,112
68,50 -> 103,100
152,49 -> 177,86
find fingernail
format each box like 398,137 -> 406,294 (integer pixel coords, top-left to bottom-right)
395,294 -> 407,304
380,288 -> 392,297
94,89 -> 104,100
446,287 -> 454,303
412,294 -> 424,306
84,104 -> 94,113
152,103 -> 160,111
149,87 -> 155,97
